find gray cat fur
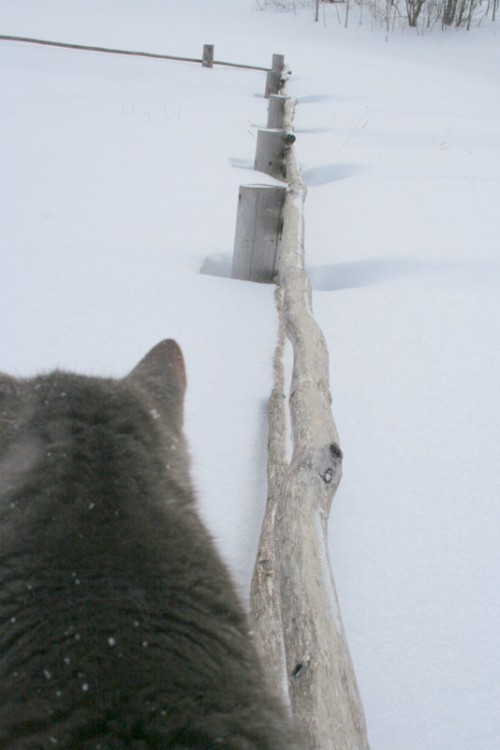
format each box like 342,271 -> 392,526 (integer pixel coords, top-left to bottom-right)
0,340 -> 300,750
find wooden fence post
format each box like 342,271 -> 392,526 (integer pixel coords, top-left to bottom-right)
255,129 -> 295,180
265,71 -> 280,98
266,53 -> 285,98
202,44 -> 214,68
231,185 -> 287,283
272,53 -> 285,74
267,94 -> 288,129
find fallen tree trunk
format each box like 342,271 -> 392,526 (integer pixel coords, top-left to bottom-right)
250,97 -> 370,750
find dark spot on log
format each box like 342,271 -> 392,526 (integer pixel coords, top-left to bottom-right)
258,557 -> 273,574
292,663 -> 305,678
329,443 -> 343,460
323,468 -> 333,484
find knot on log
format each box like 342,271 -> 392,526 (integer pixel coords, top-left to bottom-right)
323,468 -> 334,484
319,443 -> 343,485
329,442 -> 343,460
257,557 -> 273,575
292,659 -> 310,679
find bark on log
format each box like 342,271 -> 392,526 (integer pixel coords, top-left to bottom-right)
251,97 -> 370,750
249,286 -> 288,698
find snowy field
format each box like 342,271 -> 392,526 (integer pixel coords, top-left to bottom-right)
1,2 -> 499,749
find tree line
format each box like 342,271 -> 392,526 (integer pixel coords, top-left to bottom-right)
257,0 -> 499,30
358,0 -> 499,30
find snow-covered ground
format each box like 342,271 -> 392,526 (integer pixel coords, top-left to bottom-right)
1,2 -> 499,749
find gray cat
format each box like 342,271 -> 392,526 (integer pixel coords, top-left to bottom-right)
0,340 -> 299,750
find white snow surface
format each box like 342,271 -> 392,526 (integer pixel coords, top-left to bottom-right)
1,2 -> 499,749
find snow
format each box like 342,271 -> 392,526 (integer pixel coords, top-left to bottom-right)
1,2 -> 499,749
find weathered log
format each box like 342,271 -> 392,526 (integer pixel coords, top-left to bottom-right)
251,97 -> 370,750
249,285 -> 288,698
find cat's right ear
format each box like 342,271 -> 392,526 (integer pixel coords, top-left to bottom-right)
127,340 -> 186,392
125,340 -> 187,428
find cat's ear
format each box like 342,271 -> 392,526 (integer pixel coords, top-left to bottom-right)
125,340 -> 186,426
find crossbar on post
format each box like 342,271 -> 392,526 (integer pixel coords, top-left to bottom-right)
0,34 -> 271,71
